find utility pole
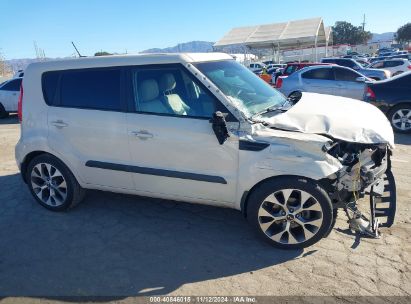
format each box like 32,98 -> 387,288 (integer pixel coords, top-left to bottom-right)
361,14 -> 366,31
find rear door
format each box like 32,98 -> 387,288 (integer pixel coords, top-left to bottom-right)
333,67 -> 365,100
46,67 -> 134,189
0,78 -> 21,112
300,67 -> 337,95
125,64 -> 239,203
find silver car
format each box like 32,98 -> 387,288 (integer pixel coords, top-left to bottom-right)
277,65 -> 370,100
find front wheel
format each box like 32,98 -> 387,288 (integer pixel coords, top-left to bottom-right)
0,103 -> 9,119
26,154 -> 86,211
247,177 -> 333,249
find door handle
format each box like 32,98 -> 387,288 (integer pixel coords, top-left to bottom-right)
130,130 -> 153,139
51,120 -> 68,128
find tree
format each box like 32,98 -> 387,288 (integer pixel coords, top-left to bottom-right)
395,23 -> 411,44
94,51 -> 112,56
332,21 -> 373,45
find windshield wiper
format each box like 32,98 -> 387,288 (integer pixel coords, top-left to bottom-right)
251,99 -> 290,119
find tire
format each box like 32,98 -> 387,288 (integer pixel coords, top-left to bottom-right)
247,177 -> 333,249
26,154 -> 86,211
0,103 -> 9,119
387,104 -> 411,133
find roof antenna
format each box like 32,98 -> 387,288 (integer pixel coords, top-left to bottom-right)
71,41 -> 84,57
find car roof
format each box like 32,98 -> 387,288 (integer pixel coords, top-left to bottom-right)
287,62 -> 331,66
25,53 -> 234,73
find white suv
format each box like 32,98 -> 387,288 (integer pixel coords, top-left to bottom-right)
15,53 -> 396,249
368,59 -> 411,76
0,77 -> 22,118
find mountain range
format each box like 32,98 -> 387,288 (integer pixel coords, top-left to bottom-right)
4,33 -> 396,72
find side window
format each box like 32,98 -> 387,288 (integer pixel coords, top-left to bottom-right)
42,72 -> 60,105
302,68 -> 334,80
334,68 -> 359,82
385,61 -> 402,68
60,69 -> 121,110
337,59 -> 355,68
284,65 -> 297,74
371,62 -> 384,68
1,79 -> 22,91
131,65 -> 218,118
391,74 -> 411,87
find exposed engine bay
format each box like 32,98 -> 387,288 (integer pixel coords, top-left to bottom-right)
323,141 -> 396,238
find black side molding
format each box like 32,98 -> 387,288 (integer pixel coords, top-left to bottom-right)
85,161 -> 227,184
239,140 -> 270,151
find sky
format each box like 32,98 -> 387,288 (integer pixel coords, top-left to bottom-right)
0,0 -> 409,59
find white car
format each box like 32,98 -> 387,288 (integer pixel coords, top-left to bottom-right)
368,59 -> 411,76
248,62 -> 266,72
0,77 -> 22,118
15,53 -> 396,249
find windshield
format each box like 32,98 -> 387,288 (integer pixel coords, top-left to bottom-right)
194,60 -> 286,117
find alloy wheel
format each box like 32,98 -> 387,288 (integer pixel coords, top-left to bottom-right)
391,109 -> 411,131
30,163 -> 67,207
258,189 -> 323,245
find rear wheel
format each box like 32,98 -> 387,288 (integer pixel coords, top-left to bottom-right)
26,154 -> 85,211
388,104 -> 411,133
247,177 -> 333,249
0,103 -> 9,119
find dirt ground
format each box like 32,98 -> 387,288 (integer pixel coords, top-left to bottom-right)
0,114 -> 410,302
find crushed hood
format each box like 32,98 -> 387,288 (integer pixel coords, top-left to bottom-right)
260,92 -> 394,147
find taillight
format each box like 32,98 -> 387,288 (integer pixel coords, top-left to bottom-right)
18,84 -> 23,122
408,65 -> 411,70
365,86 -> 376,100
276,77 -> 283,88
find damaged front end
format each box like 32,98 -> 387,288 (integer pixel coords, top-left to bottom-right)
323,141 -> 396,238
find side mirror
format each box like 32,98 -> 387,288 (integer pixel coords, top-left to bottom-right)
210,111 -> 230,145
287,91 -> 302,104
355,76 -> 366,82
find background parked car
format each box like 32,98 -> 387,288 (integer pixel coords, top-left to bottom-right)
364,71 -> 411,133
272,62 -> 332,85
248,62 -> 266,73
368,59 -> 411,76
0,77 -> 22,118
277,65 -> 370,100
321,57 -> 390,80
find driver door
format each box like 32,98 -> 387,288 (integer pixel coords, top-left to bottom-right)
125,64 -> 239,204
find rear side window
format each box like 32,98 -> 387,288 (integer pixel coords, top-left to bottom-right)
384,61 -> 403,68
42,72 -> 59,105
60,69 -> 121,110
337,59 -> 356,69
1,78 -> 22,91
302,68 -> 334,80
334,67 -> 359,82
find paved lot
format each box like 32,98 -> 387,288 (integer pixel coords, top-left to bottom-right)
0,114 -> 410,301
